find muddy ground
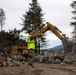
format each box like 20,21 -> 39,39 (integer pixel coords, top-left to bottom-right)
0,47 -> 76,75
0,63 -> 76,75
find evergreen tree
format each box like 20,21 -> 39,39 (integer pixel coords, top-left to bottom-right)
70,1 -> 76,52
21,0 -> 46,53
0,8 -> 6,32
0,29 -> 27,47
21,0 -> 45,31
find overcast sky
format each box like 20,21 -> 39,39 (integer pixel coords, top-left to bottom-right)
0,0 -> 74,48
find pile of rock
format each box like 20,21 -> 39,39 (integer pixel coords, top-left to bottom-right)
0,47 -> 76,67
34,51 -> 76,65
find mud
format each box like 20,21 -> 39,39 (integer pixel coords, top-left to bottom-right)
0,63 -> 76,75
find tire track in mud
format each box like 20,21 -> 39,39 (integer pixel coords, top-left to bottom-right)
49,66 -> 76,75
32,69 -> 43,75
49,66 -> 74,72
34,63 -> 76,75
0,63 -> 76,75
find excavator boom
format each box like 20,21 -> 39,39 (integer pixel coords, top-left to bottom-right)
31,22 -> 74,53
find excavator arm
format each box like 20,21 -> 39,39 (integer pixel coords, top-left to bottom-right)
31,22 -> 73,53
31,22 -> 64,40
46,22 -> 63,40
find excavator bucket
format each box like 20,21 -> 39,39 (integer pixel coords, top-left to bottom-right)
62,34 -> 74,53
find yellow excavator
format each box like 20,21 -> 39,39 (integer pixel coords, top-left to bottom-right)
12,22 -> 74,55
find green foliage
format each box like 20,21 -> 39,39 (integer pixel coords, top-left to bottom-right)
21,0 -> 45,31
70,1 -> 76,26
20,0 -> 47,51
0,29 -> 27,47
70,1 -> 76,34
0,8 -> 6,31
70,1 -> 76,51
0,31 -> 13,47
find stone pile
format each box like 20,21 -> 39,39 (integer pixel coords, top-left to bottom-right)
0,47 -> 76,67
34,51 -> 76,65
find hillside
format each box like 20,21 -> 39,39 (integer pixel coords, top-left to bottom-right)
48,45 -> 64,51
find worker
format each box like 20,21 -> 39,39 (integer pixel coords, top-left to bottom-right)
26,29 -> 36,67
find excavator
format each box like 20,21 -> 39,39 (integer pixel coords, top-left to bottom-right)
12,22 -> 74,55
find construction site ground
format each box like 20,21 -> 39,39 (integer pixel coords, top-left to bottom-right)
0,47 -> 76,75
0,63 -> 76,75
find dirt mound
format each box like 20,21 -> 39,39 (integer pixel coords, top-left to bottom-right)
0,47 -> 11,66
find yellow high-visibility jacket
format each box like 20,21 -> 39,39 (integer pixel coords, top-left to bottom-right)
27,34 -> 35,50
